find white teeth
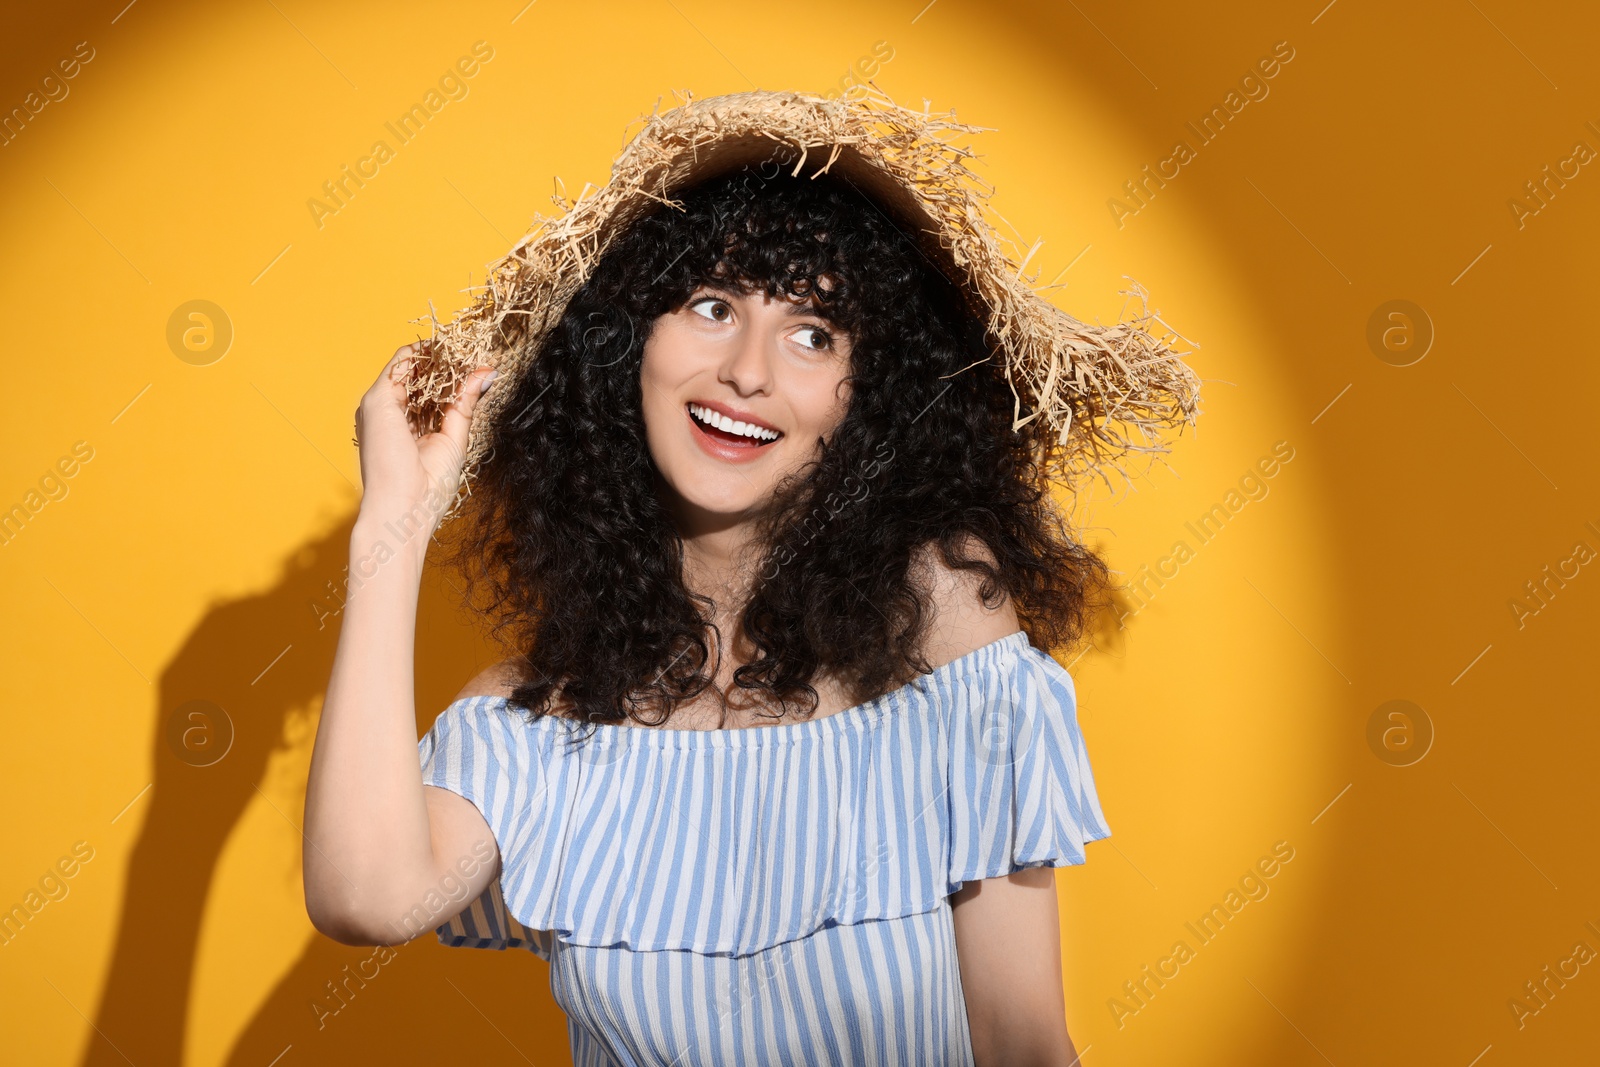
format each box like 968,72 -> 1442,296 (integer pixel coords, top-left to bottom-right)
689,404 -> 780,442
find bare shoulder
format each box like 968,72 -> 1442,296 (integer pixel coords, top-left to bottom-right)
910,534 -> 1022,669
450,657 -> 531,703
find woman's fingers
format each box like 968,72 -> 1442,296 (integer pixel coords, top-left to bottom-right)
437,366 -> 499,461
357,344 -> 421,431
352,343 -> 442,514
352,339 -> 496,529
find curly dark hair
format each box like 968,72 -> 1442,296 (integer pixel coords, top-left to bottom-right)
435,157 -> 1114,731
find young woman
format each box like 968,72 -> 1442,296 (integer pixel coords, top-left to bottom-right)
303,88 -> 1194,1066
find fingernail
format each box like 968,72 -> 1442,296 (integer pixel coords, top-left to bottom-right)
480,370 -> 499,392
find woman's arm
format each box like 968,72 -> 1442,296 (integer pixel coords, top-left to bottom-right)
302,345 -> 501,945
951,869 -> 1080,1066
914,535 -> 1082,1064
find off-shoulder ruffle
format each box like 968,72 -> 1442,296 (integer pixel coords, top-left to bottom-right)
418,630 -> 1111,960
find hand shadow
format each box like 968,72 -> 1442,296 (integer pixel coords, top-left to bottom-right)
79,509 -> 569,1066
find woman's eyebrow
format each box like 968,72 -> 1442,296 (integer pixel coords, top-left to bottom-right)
689,282 -> 845,326
784,295 -> 846,327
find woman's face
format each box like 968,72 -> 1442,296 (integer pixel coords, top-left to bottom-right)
640,282 -> 854,525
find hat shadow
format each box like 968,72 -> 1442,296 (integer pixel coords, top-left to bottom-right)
77,510 -> 569,1066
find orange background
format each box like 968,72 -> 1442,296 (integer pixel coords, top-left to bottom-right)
2,1 -> 1596,1064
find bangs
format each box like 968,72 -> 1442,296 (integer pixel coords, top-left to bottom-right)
687,267 -> 848,323
646,167 -> 925,341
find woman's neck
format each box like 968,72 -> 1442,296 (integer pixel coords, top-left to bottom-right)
655,474 -> 764,616
680,521 -> 762,629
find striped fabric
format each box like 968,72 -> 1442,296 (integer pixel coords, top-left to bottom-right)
417,630 -> 1111,1065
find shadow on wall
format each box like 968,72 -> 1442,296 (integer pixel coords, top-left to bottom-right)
79,511 -> 570,1066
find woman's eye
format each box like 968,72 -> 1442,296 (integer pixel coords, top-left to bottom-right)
796,326 -> 833,351
689,298 -> 731,322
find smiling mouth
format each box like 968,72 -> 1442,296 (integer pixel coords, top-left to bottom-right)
686,403 -> 783,447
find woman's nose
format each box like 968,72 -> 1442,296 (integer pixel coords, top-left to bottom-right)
720,320 -> 775,394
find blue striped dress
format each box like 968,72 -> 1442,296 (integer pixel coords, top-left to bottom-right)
416,630 -> 1111,1065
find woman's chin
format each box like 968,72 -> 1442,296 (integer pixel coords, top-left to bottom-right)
651,469 -> 767,526
682,487 -> 770,522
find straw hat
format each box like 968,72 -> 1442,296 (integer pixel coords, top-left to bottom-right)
401,85 -> 1201,525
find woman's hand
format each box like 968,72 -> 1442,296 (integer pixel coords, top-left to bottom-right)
353,342 -> 497,532
307,343 -> 503,947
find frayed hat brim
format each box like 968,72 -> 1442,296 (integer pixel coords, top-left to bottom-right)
402,85 -> 1202,525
